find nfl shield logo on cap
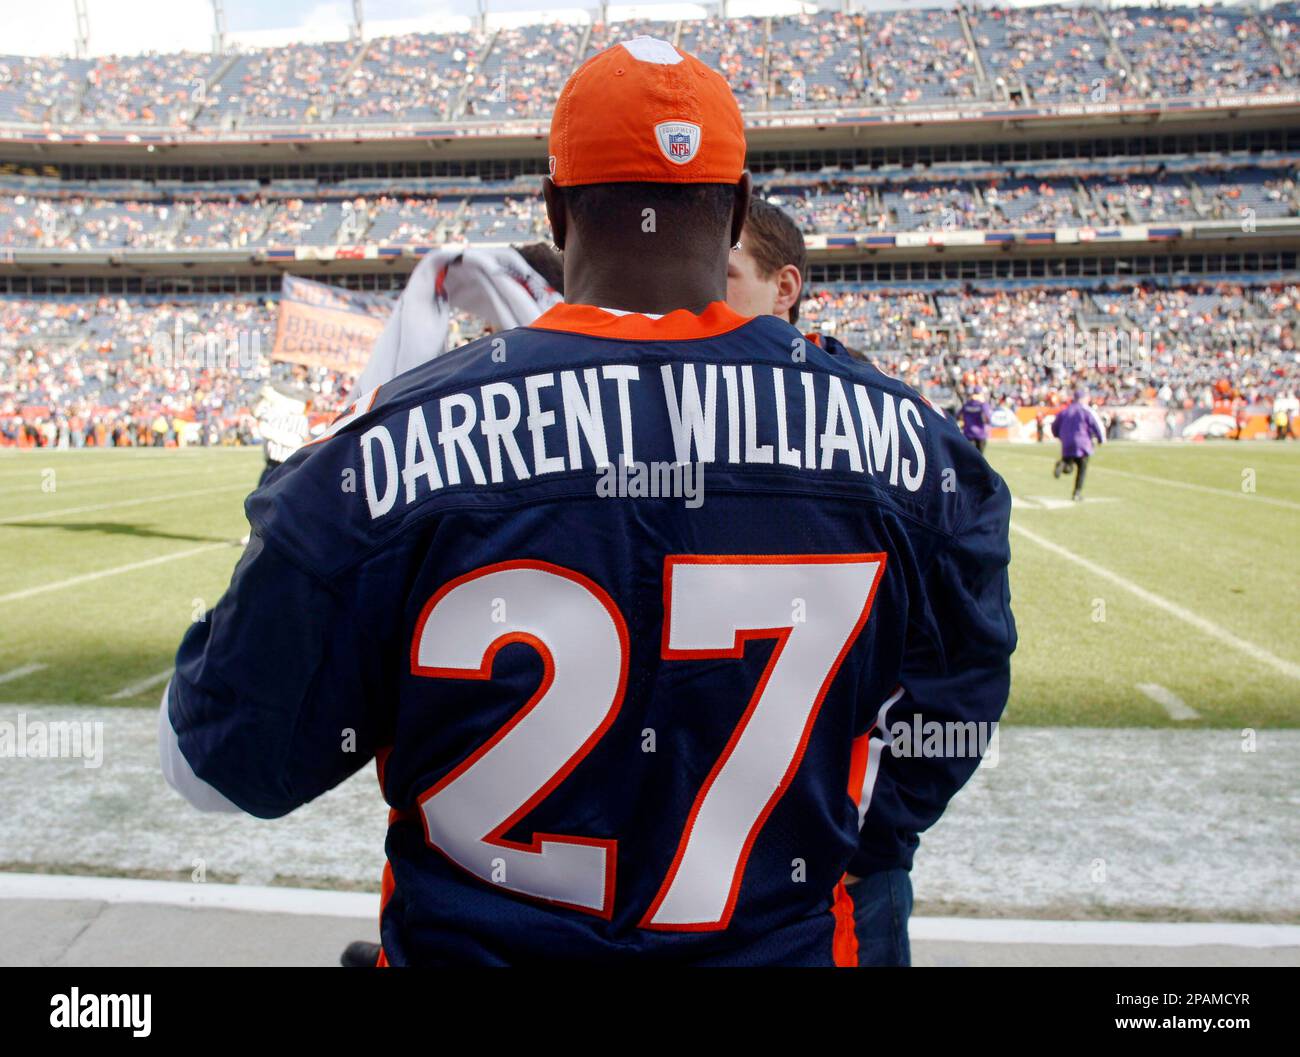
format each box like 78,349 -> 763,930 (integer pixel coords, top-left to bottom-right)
655,121 -> 701,166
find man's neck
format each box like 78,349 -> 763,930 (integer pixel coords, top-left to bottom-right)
566,288 -> 721,316
564,265 -> 726,317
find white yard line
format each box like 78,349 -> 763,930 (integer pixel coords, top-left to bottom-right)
0,483 -> 249,525
108,669 -> 174,700
0,874 -> 1294,947
0,543 -> 231,604
0,663 -> 48,686
1136,683 -> 1201,721
0,454 -> 195,477
995,448 -> 1300,510
1010,521 -> 1300,681
0,467 -> 250,497
1096,467 -> 1300,511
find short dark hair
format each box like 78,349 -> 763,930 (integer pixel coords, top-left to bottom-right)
513,240 -> 565,294
561,182 -> 736,247
742,197 -> 807,324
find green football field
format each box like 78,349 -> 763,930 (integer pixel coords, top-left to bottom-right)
0,442 -> 1296,728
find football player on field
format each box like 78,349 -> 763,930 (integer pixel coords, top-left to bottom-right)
160,36 -> 1015,966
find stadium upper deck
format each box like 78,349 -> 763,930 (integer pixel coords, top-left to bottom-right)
1,156 -> 1295,253
1,3 -> 1298,164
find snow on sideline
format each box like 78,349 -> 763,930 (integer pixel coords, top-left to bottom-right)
1,708 -> 1296,919
3,874 -> 1294,948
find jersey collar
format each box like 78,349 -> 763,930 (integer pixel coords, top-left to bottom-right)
528,301 -> 752,342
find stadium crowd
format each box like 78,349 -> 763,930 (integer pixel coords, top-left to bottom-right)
3,283 -> 1297,447
1,164 -> 1294,252
2,4 -> 1298,447
2,4 -> 1297,130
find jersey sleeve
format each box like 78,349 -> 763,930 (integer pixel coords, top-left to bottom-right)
162,528 -> 389,819
849,469 -> 1017,874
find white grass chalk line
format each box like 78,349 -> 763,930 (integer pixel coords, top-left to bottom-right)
1136,683 -> 1201,721
0,466 -> 250,497
1021,495 -> 1118,510
1010,521 -> 1300,681
108,669 -> 174,700
1098,467 -> 1300,512
0,483 -> 249,524
0,874 -> 1295,948
0,543 -> 230,604
0,663 -> 48,686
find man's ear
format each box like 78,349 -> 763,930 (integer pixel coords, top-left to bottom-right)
542,177 -> 566,251
773,264 -> 803,320
729,172 -> 753,251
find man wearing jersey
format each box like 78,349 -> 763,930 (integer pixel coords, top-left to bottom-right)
1052,388 -> 1104,501
727,195 -> 924,963
959,389 -> 992,454
160,36 -> 1015,966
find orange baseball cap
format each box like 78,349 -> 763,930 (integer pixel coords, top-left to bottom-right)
548,36 -> 747,187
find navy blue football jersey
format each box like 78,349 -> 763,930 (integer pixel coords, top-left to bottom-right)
166,301 -> 1016,966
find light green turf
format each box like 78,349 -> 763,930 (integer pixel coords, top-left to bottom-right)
988,441 -> 1299,728
0,444 -> 1296,726
0,450 -> 261,706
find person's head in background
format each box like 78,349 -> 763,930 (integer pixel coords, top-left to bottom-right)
726,197 -> 807,324
541,37 -> 750,315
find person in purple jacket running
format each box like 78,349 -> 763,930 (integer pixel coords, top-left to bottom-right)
1052,388 -> 1105,501
959,388 -> 993,454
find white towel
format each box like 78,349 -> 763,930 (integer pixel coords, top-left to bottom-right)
350,245 -> 561,399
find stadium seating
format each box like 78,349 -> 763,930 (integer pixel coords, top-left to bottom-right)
969,5 -> 1117,104
2,5 -> 1298,445
2,159 -> 1293,251
1,4 -> 1296,130
4,283 -> 1297,447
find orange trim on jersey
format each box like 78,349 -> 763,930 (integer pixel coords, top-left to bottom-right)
830,879 -> 859,967
847,728 -> 871,807
377,858 -> 396,968
831,727 -> 877,966
528,301 -> 752,342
